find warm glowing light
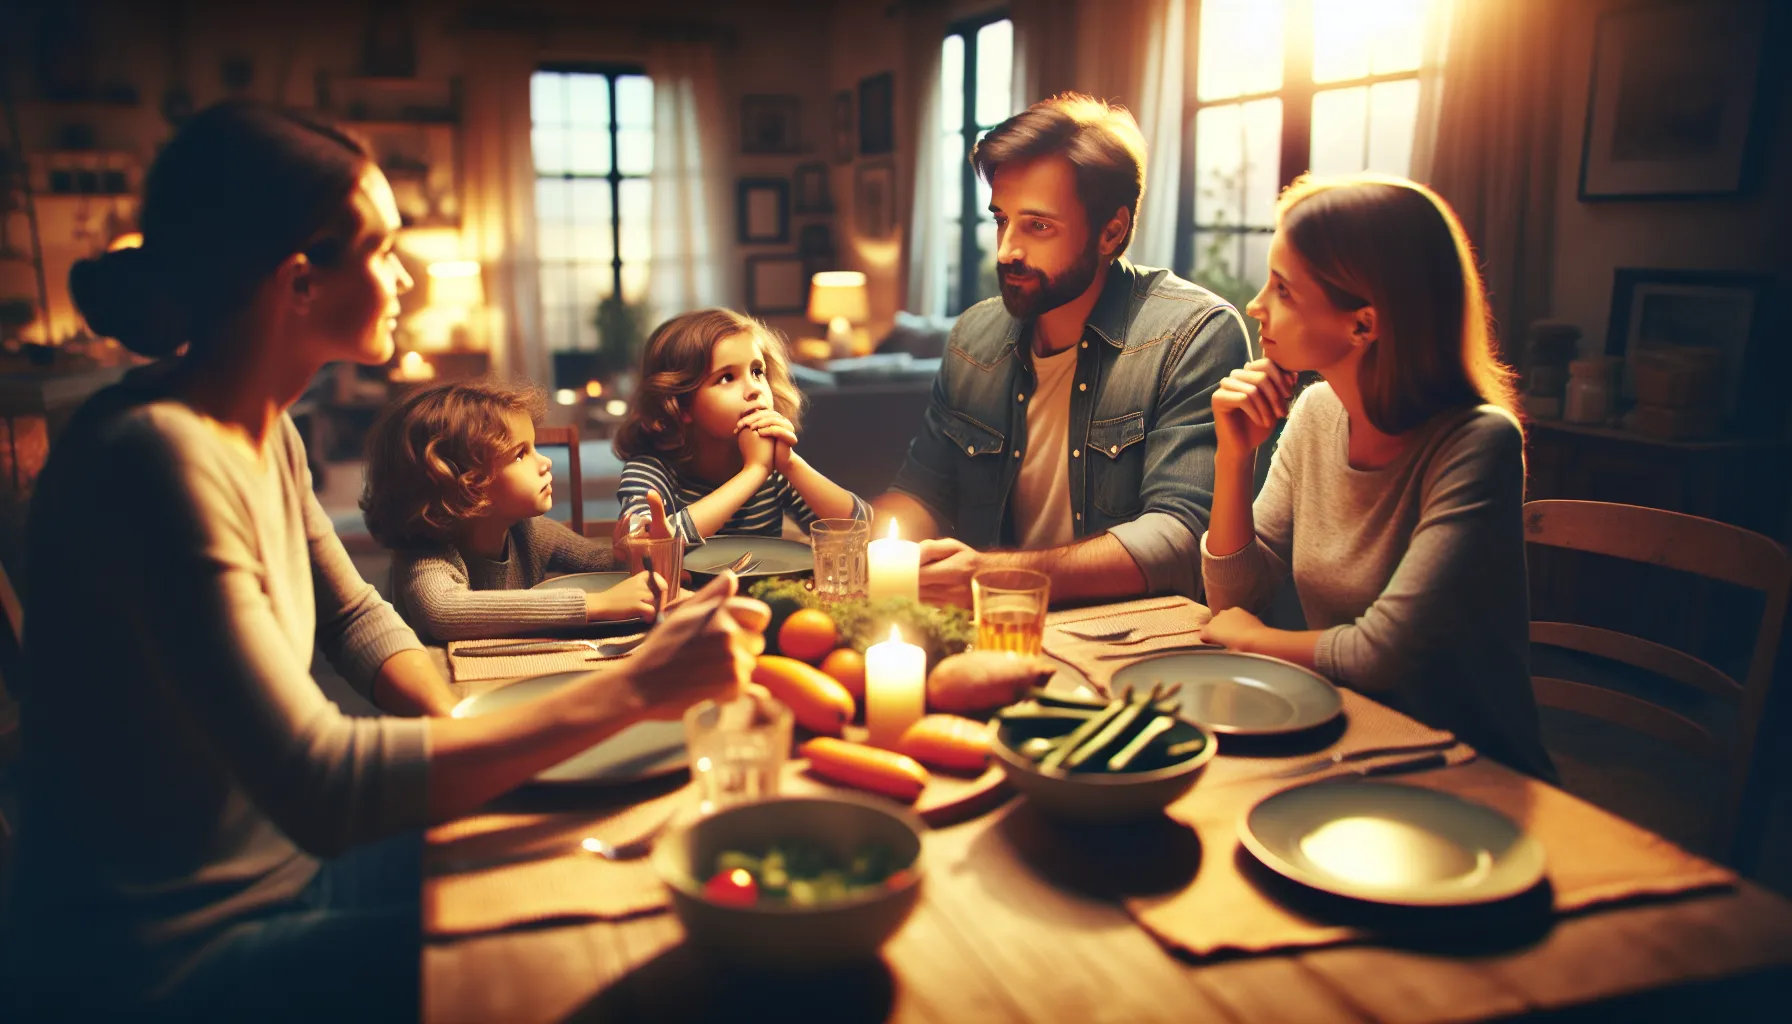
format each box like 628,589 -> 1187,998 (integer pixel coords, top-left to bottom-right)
392,350 -> 436,382
427,260 -> 481,279
554,388 -> 578,405
604,398 -> 628,417
107,231 -> 144,252
729,868 -> 753,887
887,521 -> 900,541
888,625 -> 902,645
584,380 -> 603,398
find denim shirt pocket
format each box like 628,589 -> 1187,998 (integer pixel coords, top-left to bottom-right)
1087,410 -> 1146,518
940,410 -> 1008,541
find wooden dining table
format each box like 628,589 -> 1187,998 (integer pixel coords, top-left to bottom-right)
422,599 -> 1792,1023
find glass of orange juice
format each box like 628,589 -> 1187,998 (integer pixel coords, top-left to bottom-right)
972,568 -> 1051,656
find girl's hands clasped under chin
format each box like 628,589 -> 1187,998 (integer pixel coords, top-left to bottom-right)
1212,358 -> 1298,456
737,409 -> 799,472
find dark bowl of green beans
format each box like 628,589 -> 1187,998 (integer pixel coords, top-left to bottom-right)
990,684 -> 1218,823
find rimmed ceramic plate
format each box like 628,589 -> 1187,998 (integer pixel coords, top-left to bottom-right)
1110,651 -> 1342,736
451,671 -> 686,785
683,536 -> 813,580
1240,778 -> 1547,906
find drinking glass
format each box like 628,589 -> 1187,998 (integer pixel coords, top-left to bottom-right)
683,692 -> 793,817
622,530 -> 684,619
810,518 -> 870,599
972,568 -> 1051,656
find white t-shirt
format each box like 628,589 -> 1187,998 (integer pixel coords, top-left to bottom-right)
1012,342 -> 1079,549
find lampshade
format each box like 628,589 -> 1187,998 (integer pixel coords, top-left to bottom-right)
807,271 -> 868,324
427,260 -> 484,309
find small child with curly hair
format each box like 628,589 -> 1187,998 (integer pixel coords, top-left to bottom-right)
362,378 -> 658,642
614,308 -> 868,546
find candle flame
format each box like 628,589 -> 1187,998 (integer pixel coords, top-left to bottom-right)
887,521 -> 900,541
889,625 -> 902,645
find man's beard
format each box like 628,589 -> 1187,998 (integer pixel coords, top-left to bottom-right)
997,240 -> 1101,320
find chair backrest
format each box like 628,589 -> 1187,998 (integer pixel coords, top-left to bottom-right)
533,425 -> 584,538
1522,498 -> 1792,865
0,557 -> 23,866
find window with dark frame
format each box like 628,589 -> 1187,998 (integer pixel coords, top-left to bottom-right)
1174,0 -> 1438,339
941,12 -> 1014,316
529,65 -> 653,354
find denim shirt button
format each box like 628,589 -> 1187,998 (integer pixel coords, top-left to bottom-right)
1017,392 -> 1025,402
966,445 -> 975,455
1109,444 -> 1118,454
1013,449 -> 1021,457
1072,449 -> 1080,458
1075,512 -> 1082,521
1078,383 -> 1087,391
1080,341 -> 1088,348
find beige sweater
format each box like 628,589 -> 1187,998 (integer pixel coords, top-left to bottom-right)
13,369 -> 431,1002
1202,383 -> 1555,780
390,516 -> 618,644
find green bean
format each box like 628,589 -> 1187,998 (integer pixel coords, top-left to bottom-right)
1165,736 -> 1207,759
1107,715 -> 1175,771
1039,699 -> 1126,772
1065,684 -> 1157,769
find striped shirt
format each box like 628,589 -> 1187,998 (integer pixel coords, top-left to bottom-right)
617,454 -> 869,547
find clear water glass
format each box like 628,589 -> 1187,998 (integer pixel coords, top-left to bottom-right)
622,530 -> 684,619
683,693 -> 793,816
810,518 -> 870,599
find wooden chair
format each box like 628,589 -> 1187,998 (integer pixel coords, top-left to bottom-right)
0,557 -> 24,877
1523,499 -> 1792,868
534,425 -> 584,537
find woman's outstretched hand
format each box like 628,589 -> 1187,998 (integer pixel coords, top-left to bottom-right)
623,571 -> 770,720
1212,358 -> 1297,456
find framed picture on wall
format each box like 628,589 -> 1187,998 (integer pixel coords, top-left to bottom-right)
1605,268 -> 1776,432
832,90 -> 854,165
853,159 -> 896,240
741,94 -> 803,154
737,178 -> 790,245
1578,2 -> 1768,199
858,72 -> 894,156
793,162 -> 833,214
745,254 -> 808,315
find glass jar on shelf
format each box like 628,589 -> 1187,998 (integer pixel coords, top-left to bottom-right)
1564,356 -> 1618,425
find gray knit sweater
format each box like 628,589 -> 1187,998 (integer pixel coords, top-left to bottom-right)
1202,383 -> 1555,780
14,370 -> 431,1003
390,516 -> 618,643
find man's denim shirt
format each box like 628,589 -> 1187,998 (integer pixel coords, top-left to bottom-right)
890,259 -> 1251,598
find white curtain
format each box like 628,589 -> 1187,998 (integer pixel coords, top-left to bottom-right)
645,42 -> 735,322
903,7 -> 949,316
459,29 -> 548,388
1009,0 -> 1188,270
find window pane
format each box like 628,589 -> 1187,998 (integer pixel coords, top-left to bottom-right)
618,180 -> 651,262
568,74 -> 609,128
973,19 -> 1013,127
575,262 -> 611,319
535,177 -> 568,220
539,262 -> 570,317
531,72 -> 565,125
538,222 -> 571,261
1189,229 -> 1263,334
617,128 -> 653,175
939,136 -> 963,218
541,303 -> 570,352
941,34 -> 964,135
1197,100 -> 1283,228
532,125 -> 567,174
620,261 -> 649,304
616,76 -> 654,128
1197,0 -> 1283,101
1242,232 -> 1271,293
942,218 -> 962,313
570,179 -> 611,224
569,128 -> 608,175
1313,0 -> 1429,83
1310,86 -> 1367,176
1366,79 -> 1420,175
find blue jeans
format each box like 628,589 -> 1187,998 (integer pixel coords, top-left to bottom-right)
148,831 -> 423,1023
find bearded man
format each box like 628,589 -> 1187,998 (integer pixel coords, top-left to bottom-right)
874,93 -> 1251,606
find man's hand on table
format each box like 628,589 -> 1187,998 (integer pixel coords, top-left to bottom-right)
917,537 -> 984,608
1199,606 -> 1264,651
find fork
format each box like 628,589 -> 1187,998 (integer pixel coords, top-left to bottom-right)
1087,626 -> 1207,648
427,810 -> 679,875
726,551 -> 759,574
457,637 -> 645,659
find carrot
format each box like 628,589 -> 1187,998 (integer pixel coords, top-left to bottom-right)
895,715 -> 991,773
752,656 -> 855,735
799,738 -> 930,803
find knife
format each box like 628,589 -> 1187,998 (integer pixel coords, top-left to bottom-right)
1270,738 -> 1459,780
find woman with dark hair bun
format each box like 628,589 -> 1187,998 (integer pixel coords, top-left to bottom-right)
5,101 -> 766,1019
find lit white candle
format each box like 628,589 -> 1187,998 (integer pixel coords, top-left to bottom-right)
865,625 -> 927,747
867,520 -> 919,603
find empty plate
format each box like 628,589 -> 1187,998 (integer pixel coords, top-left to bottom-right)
1241,778 -> 1547,906
451,671 -> 687,785
532,571 -> 633,595
683,536 -> 813,579
1110,651 -> 1342,736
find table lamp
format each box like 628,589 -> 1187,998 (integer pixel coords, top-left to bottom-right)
427,260 -> 484,349
807,270 -> 870,357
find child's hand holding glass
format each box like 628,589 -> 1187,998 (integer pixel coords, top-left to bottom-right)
585,570 -> 665,622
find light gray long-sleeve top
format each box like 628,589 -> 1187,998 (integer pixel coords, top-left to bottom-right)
1201,382 -> 1555,780
388,516 -> 618,644
13,369 -> 431,1001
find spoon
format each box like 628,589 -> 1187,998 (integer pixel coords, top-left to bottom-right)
428,812 -> 678,875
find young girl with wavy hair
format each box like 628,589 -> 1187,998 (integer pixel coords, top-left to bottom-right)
1198,172 -> 1555,781
614,308 -> 868,545
361,379 -> 659,642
